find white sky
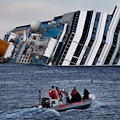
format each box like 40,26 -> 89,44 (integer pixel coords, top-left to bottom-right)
0,0 -> 120,39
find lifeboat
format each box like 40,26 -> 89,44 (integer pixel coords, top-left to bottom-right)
0,39 -> 8,57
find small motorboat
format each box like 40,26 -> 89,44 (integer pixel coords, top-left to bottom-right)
35,89 -> 95,112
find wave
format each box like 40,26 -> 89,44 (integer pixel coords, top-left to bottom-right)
0,107 -> 60,119
89,101 -> 105,109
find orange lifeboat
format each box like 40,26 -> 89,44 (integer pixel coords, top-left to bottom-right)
0,39 -> 8,57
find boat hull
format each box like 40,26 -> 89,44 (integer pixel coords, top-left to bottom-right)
53,98 -> 93,112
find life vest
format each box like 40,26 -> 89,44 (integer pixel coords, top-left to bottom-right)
71,90 -> 76,95
55,89 -> 61,98
49,89 -> 53,98
48,89 -> 57,99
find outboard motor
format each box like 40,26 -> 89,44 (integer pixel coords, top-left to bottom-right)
42,98 -> 50,108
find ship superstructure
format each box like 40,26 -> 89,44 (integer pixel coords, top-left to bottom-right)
0,5 -> 120,65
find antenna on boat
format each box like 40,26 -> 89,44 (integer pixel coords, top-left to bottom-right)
39,89 -> 41,104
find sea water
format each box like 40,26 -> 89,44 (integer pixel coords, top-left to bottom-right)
0,63 -> 120,120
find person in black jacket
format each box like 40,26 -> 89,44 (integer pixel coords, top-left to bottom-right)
83,89 -> 90,99
76,91 -> 81,101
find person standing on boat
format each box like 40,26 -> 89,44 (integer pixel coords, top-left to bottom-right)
49,86 -> 62,99
71,87 -> 81,102
61,89 -> 70,103
71,87 -> 77,102
83,89 -> 90,99
55,87 -> 62,99
76,91 -> 81,101
71,87 -> 77,95
49,85 -> 55,99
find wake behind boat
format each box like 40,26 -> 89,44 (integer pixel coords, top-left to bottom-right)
35,88 -> 95,112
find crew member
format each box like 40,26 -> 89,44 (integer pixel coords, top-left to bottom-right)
61,89 -> 70,103
49,86 -> 61,99
55,87 -> 61,99
83,89 -> 90,99
49,85 -> 56,99
71,87 -> 77,102
71,87 -> 81,102
71,87 -> 77,95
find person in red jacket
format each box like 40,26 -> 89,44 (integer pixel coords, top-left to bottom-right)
71,87 -> 77,95
49,89 -> 54,99
49,86 -> 61,99
49,85 -> 56,99
71,87 -> 77,102
55,87 -> 61,99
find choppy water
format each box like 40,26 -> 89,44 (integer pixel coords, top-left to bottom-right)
0,63 -> 120,120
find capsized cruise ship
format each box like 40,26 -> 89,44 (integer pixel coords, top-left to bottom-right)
0,5 -> 120,66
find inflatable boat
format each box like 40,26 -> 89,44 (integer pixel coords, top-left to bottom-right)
35,89 -> 95,112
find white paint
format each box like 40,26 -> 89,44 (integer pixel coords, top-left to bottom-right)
72,11 -> 87,43
44,38 -> 57,58
118,58 -> 120,65
62,59 -> 70,65
77,10 -> 96,65
8,32 -> 16,42
59,23 -> 68,42
85,12 -> 107,65
16,43 -> 26,63
4,43 -> 15,58
109,31 -> 120,65
52,23 -> 68,57
23,30 -> 27,42
97,6 -> 120,65
62,42 -> 78,65
62,11 -> 87,65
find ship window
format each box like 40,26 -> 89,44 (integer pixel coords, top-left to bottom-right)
92,32 -> 95,35
91,37 -> 94,40
59,62 -> 62,65
107,54 -> 112,58
104,60 -> 109,64
88,43 -> 92,48
61,59 -> 64,62
80,48 -> 90,65
92,57 -> 98,65
111,46 -> 116,50
71,57 -> 78,64
115,29 -> 119,34
62,55 -> 65,58
102,39 -> 106,44
66,48 -> 69,51
113,40 -> 117,46
71,33 -> 75,37
103,35 -> 106,40
93,27 -> 97,30
64,51 -> 67,55
74,45 -> 82,57
114,58 -> 119,63
66,44 -> 70,48
68,40 -> 72,44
